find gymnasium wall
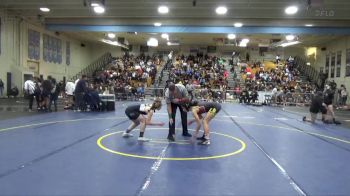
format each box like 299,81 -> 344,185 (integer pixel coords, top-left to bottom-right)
0,10 -> 123,94
311,36 -> 350,102
141,44 -> 306,63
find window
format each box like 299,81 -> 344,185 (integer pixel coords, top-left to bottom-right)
28,29 -> 40,60
325,54 -> 330,77
346,49 -> 350,77
66,41 -> 70,66
43,34 -> 62,64
336,51 -> 341,77
330,52 -> 335,78
0,17 -> 2,55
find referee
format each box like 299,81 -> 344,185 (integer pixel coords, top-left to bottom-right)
165,83 -> 192,141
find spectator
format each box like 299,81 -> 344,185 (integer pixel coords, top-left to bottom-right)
75,75 -> 88,111
340,85 -> 348,106
24,76 -> 36,111
65,80 -> 75,109
41,77 -> 53,111
48,78 -> 60,112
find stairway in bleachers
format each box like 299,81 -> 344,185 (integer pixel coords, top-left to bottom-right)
70,52 -> 113,82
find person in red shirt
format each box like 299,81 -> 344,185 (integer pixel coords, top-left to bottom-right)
223,70 -> 229,80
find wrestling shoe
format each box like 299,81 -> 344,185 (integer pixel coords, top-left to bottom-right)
138,137 -> 151,142
198,139 -> 210,145
197,135 -> 206,141
122,132 -> 133,138
302,116 -> 306,121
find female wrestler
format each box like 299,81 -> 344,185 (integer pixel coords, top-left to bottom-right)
123,98 -> 164,141
186,101 -> 221,145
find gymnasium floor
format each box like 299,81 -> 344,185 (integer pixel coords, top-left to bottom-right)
0,101 -> 349,195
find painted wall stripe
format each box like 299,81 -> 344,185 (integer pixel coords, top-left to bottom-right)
46,25 -> 350,35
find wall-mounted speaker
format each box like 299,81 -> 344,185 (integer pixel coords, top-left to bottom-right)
321,47 -> 327,51
81,43 -> 85,47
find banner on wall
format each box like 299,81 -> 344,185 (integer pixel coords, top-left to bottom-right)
346,49 -> 350,77
66,41 -> 70,65
28,29 -> 40,60
325,54 -> 330,76
336,51 -> 341,77
330,52 -> 335,78
27,60 -> 39,73
0,17 -> 1,55
43,34 -> 62,64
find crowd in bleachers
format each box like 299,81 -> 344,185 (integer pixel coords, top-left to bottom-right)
91,54 -> 162,101
22,54 -> 163,112
235,56 -> 318,105
22,52 -> 348,112
166,54 -> 230,102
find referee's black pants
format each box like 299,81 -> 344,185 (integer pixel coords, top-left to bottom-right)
168,102 -> 188,137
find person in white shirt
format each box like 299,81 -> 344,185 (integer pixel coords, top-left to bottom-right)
24,76 -> 36,111
276,55 -> 281,64
272,86 -> 278,103
64,81 -> 75,109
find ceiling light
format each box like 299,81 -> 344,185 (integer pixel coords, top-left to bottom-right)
234,23 -> 243,27
91,3 -> 99,7
101,39 -> 128,49
158,6 -> 169,14
285,6 -> 298,15
161,33 -> 169,39
305,24 -> 313,27
167,42 -> 180,46
281,41 -> 300,47
147,38 -> 158,47
107,33 -> 116,39
40,7 -> 50,12
94,6 -> 105,14
154,23 -> 162,27
227,34 -> 236,40
134,32 -> 138,35
216,6 -> 227,15
286,35 -> 295,41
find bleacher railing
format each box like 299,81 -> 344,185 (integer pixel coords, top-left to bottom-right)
294,56 -> 322,89
70,52 -> 113,81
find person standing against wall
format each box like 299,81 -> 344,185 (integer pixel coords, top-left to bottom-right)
48,78 -> 59,112
64,80 -> 75,110
340,84 -> 348,106
75,75 -> 88,112
24,76 -> 36,112
0,79 -> 4,98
